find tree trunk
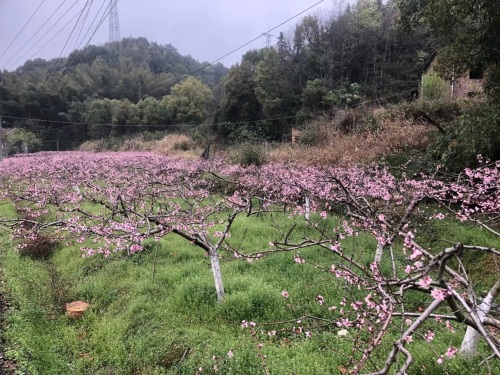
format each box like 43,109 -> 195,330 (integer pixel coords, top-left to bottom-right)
208,247 -> 225,302
374,243 -> 384,264
305,196 -> 310,221
460,278 -> 500,358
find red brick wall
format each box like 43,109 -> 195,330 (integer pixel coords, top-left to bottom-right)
453,74 -> 484,98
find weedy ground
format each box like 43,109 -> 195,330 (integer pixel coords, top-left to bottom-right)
0,203 -> 499,374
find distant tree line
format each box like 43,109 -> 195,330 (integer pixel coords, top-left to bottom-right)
3,0 -> 499,150
0,37 -> 226,149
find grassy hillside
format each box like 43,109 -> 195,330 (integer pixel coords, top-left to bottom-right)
1,204 -> 499,374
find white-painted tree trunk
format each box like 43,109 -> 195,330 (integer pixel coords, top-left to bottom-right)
460,278 -> 500,358
209,247 -> 225,302
374,243 -> 384,264
305,196 -> 310,221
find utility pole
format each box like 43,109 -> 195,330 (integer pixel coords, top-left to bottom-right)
109,0 -> 121,43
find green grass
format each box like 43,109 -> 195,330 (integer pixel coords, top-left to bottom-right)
0,205 -> 499,374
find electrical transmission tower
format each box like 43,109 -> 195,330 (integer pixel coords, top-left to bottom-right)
109,0 -> 120,43
262,32 -> 275,48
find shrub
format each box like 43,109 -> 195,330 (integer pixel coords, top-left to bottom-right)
229,143 -> 267,166
428,100 -> 500,171
224,124 -> 262,145
142,131 -> 168,142
298,121 -> 329,146
420,72 -> 449,100
484,65 -> 500,102
151,133 -> 201,157
4,128 -> 42,154
121,135 -> 150,151
333,109 -> 357,134
19,235 -> 60,260
172,139 -> 195,151
385,99 -> 463,123
78,139 -> 105,152
269,117 -> 430,166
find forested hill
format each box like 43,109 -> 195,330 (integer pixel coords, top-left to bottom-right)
214,0 -> 437,141
4,0 -> 498,155
0,37 -> 228,119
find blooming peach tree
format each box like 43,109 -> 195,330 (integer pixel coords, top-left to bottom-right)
0,152 -> 260,301
0,152 -> 499,373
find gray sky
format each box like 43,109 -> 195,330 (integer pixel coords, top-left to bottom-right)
0,0 -> 346,71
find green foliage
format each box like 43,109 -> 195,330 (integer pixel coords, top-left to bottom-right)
300,79 -> 331,113
484,65 -> 500,100
228,142 -> 268,166
1,203 -> 499,374
298,121 -> 329,146
216,123 -> 262,145
4,128 -> 42,154
1,2 -> 441,147
327,83 -> 362,107
421,72 -> 449,100
254,48 -> 299,140
297,79 -> 340,122
218,58 -> 262,127
382,98 -> 500,174
386,99 -> 463,123
352,0 -> 383,30
428,101 -> 500,171
82,98 -> 114,139
216,0 -> 431,141
0,37 -> 228,150
380,99 -> 475,173
137,96 -> 165,126
396,0 -> 500,102
163,77 -> 213,125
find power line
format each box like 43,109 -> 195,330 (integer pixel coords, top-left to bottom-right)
52,0 -> 116,95
70,0 -> 95,53
62,0 -> 95,58
23,11 -> 85,68
31,0 -> 325,97
45,1 -> 96,94
54,0 -> 326,96
35,0 -> 94,99
162,0 -> 326,90
60,0 -> 108,73
3,0 -> 76,70
2,87 -> 417,130
72,0 -> 109,52
0,0 -> 47,62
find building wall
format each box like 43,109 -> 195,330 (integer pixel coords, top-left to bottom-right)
453,74 -> 484,98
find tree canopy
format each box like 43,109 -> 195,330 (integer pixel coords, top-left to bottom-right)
0,37 -> 228,149
396,0 -> 500,100
4,0 -> 499,149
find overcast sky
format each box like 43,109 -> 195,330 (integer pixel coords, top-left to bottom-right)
0,0 -> 349,71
